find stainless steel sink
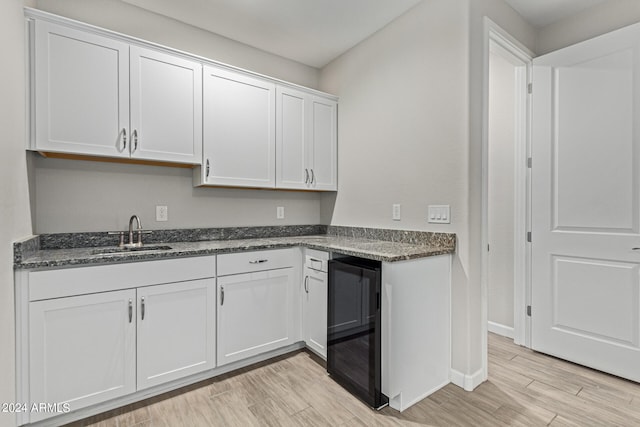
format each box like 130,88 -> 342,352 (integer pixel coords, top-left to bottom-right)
90,245 -> 172,255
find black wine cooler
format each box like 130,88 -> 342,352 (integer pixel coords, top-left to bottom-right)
327,256 -> 388,409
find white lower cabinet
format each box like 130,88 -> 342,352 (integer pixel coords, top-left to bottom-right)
136,279 -> 215,390
217,269 -> 295,365
216,249 -> 298,366
29,289 -> 137,423
20,257 -> 216,423
302,250 -> 328,359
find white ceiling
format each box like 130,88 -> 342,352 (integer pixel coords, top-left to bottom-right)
505,0 -> 609,28
121,0 -> 612,68
121,0 -> 422,68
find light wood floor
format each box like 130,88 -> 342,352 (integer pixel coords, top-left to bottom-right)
66,334 -> 640,426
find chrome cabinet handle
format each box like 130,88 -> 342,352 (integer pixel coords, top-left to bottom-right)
128,299 -> 133,323
132,129 -> 138,152
206,159 -> 210,179
305,169 -> 309,184
141,296 -> 145,320
122,128 -> 127,150
310,169 -> 315,184
220,286 -> 225,306
249,259 -> 268,264
304,276 -> 309,294
309,258 -> 322,263
633,248 -> 640,251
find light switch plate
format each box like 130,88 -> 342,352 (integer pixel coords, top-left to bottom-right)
428,205 -> 450,224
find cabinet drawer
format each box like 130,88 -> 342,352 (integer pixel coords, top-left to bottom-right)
29,256 -> 216,301
217,248 -> 298,276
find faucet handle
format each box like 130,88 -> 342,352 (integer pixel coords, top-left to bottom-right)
108,231 -> 125,247
136,229 -> 153,245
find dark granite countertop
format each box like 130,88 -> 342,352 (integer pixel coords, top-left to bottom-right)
14,226 -> 456,270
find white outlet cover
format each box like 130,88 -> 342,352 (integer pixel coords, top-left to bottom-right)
392,204 -> 401,221
156,205 -> 168,222
277,206 -> 285,219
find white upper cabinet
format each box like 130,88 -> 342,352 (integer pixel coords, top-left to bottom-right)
31,20 -> 201,164
33,20 -> 130,157
276,86 -> 337,191
29,12 -> 336,188
200,66 -> 276,188
129,47 -> 202,164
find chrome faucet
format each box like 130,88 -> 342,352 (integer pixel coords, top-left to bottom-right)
128,215 -> 143,248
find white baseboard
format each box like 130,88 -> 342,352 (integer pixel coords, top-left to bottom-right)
450,367 -> 485,391
488,321 -> 514,339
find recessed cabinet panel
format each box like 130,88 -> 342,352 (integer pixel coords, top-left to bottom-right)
34,20 -> 129,156
29,289 -> 136,422
276,87 -> 308,189
130,47 -> 202,164
217,268 -> 295,365
136,279 -> 215,389
310,97 -> 338,191
203,66 -> 276,188
303,267 -> 328,358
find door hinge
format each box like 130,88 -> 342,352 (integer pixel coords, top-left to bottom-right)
527,231 -> 531,242
527,83 -> 532,94
526,305 -> 531,317
527,157 -> 532,168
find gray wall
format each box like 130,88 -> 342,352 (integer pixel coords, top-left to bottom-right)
0,1 -> 35,426
319,0 -> 536,381
34,157 -> 321,233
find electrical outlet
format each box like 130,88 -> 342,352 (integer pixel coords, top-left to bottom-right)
156,205 -> 168,222
392,204 -> 401,221
277,206 -> 285,219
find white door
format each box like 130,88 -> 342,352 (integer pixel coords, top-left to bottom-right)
136,279 -> 215,389
33,20 -> 129,157
309,96 -> 338,191
531,22 -> 640,381
217,268 -> 294,365
203,66 -> 275,188
303,266 -> 328,358
276,86 -> 309,190
29,290 -> 136,422
129,47 -> 202,164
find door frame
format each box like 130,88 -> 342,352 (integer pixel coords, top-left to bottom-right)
481,18 -> 534,371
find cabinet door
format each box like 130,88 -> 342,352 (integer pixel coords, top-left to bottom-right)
303,267 -> 328,359
130,47 -> 202,164
203,66 -> 275,188
276,86 -> 309,189
29,290 -> 136,422
217,268 -> 294,365
136,279 -> 215,389
33,20 -> 129,157
309,96 -> 338,191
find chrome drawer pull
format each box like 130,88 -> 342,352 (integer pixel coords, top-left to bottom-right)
128,299 -> 133,323
249,259 -> 268,264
